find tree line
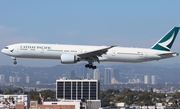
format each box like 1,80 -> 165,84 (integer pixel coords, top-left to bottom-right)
1,88 -> 180,107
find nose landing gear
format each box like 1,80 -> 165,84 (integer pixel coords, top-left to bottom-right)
11,57 -> 17,65
13,61 -> 17,65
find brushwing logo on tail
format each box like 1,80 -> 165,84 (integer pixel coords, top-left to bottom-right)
151,27 -> 180,51
158,32 -> 175,51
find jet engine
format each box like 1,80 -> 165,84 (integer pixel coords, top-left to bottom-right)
60,54 -> 79,64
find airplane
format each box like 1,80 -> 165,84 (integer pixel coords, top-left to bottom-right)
1,27 -> 180,69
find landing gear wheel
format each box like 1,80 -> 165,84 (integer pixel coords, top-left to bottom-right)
85,57 -> 98,69
85,64 -> 97,69
89,65 -> 93,68
92,66 -> 97,69
85,64 -> 89,68
11,57 -> 17,65
14,61 -> 17,65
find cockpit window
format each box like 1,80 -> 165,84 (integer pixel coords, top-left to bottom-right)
4,47 -> 9,49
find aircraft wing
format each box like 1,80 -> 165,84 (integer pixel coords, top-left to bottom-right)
158,52 -> 179,56
77,45 -> 116,62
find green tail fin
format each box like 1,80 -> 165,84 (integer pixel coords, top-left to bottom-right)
151,27 -> 180,51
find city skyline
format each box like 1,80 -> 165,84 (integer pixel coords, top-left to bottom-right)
0,58 -> 163,85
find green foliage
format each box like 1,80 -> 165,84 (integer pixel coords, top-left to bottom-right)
173,92 -> 180,99
1,88 -> 176,107
3,89 -> 14,94
28,90 -> 39,100
27,89 -> 56,100
2,88 -> 24,94
39,90 -> 56,99
100,89 -> 119,107
100,89 -> 166,106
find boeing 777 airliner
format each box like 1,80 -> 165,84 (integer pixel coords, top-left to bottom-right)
1,27 -> 180,69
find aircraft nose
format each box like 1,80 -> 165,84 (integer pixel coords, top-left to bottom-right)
1,48 -> 7,54
1,49 -> 5,54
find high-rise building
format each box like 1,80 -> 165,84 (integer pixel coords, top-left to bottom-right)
151,75 -> 156,85
104,68 -> 113,85
93,69 -> 100,80
56,78 -> 100,100
0,74 -> 4,82
26,76 -> 29,83
136,78 -> 141,84
12,77 -> 16,83
144,75 -> 149,84
112,68 -> 120,82
9,76 -> 13,83
17,77 -> 20,83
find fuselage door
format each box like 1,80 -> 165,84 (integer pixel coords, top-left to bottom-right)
79,49 -> 83,53
112,50 -> 116,56
15,46 -> 19,52
143,52 -> 148,58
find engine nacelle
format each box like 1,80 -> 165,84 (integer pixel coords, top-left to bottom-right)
61,54 -> 79,64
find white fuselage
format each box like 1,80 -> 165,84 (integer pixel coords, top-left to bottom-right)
1,43 -> 178,63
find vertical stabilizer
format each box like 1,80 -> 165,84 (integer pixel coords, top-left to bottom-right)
151,27 -> 180,51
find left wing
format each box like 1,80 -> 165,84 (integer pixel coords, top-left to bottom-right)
77,45 -> 116,62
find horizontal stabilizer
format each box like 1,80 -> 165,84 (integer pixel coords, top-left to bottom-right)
158,52 -> 179,56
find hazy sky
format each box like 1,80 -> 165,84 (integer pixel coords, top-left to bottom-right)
0,1 -> 180,67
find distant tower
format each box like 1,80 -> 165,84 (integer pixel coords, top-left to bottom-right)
104,68 -> 113,85
9,76 -> 13,83
144,75 -> 149,84
12,77 -> 16,83
17,77 -> 20,83
0,74 -> 4,82
151,75 -> 156,85
112,68 -> 120,82
136,79 -> 141,84
26,76 -> 29,83
93,69 -> 100,80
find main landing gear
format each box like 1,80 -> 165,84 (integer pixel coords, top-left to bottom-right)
85,64 -> 97,69
85,57 -> 97,70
